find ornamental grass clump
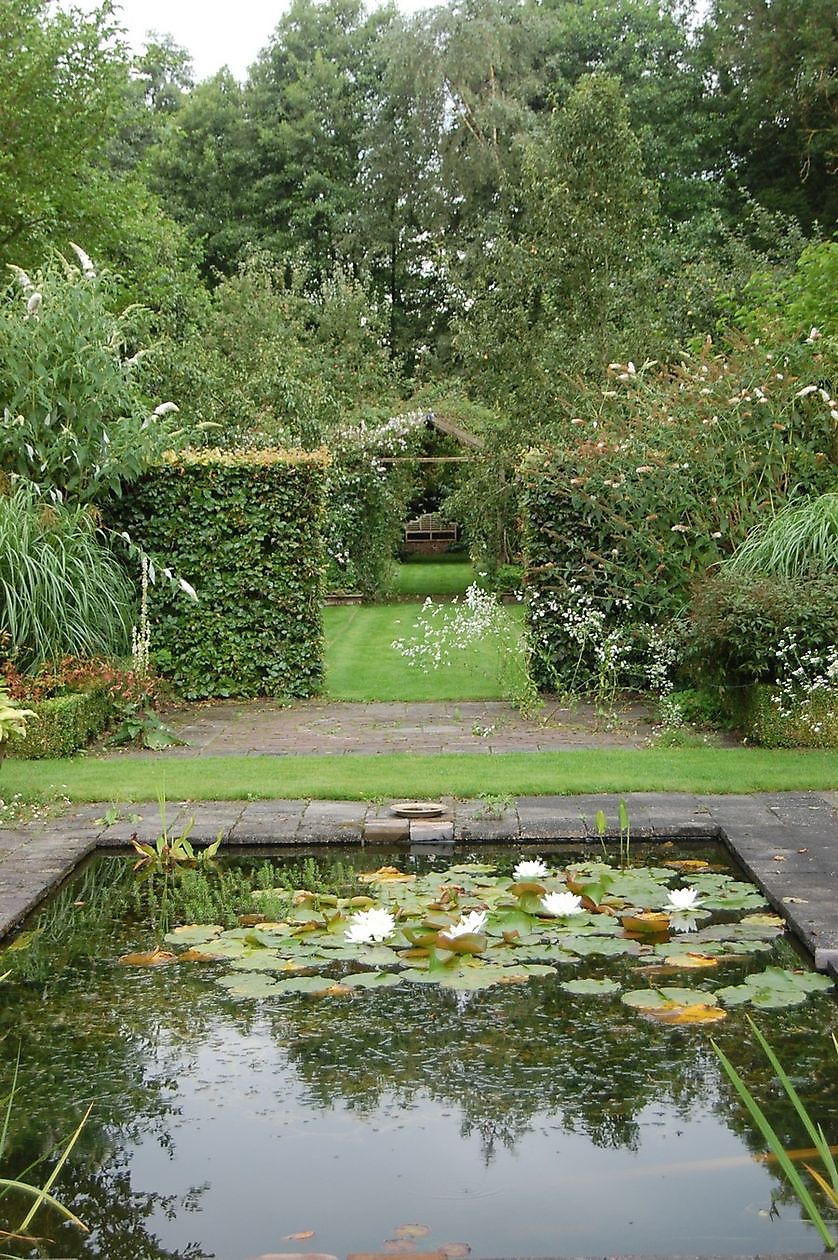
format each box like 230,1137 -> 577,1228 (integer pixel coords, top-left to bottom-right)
0,484 -> 133,672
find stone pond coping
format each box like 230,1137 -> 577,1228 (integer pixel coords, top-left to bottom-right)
1,790 -> 837,978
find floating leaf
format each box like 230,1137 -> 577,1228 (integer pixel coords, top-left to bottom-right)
284,1230 -> 315,1240
440,1245 -> 471,1258
272,974 -> 339,996
448,863 -> 496,874
216,972 -> 279,998
622,986 -> 716,1011
400,967 -> 438,984
118,949 -> 177,967
164,924 -> 223,945
230,954 -> 309,974
563,935 -> 640,958
393,1224 -> 431,1240
621,911 -> 670,935
661,953 -> 720,970
664,859 -> 710,872
358,867 -> 415,884
560,977 -> 621,996
716,967 -> 833,1010
177,947 -> 227,964
653,1003 -> 727,1025
342,971 -> 404,989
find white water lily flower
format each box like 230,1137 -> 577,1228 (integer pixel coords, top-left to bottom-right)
541,891 -> 584,917
513,858 -> 549,881
440,909 -> 488,940
666,887 -> 701,912
669,912 -> 699,934
345,907 -> 395,944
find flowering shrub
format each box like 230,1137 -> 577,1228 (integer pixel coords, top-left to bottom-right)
325,410 -> 427,597
392,584 -> 538,714
767,635 -> 838,744
521,332 -> 837,691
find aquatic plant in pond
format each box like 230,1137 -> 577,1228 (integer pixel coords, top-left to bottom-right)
114,856 -> 836,1019
1,848 -> 836,1260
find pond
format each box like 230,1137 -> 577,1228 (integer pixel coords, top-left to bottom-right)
0,844 -> 836,1260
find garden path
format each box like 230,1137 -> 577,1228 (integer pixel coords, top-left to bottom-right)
109,696 -> 672,758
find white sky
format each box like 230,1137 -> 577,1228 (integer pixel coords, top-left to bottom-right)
100,0 -> 433,82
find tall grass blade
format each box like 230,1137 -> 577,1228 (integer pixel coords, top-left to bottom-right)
17,1103 -> 92,1232
712,1038 -> 836,1250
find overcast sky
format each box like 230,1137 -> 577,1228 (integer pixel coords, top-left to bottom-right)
98,0 -> 433,82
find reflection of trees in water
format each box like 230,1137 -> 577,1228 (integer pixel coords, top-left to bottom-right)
0,1140 -> 209,1260
2,854 -> 837,1242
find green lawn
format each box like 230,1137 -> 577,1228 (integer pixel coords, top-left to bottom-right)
392,557 -> 476,597
323,601 -> 523,700
5,747 -> 837,803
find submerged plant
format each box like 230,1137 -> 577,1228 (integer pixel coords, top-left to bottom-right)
712,1020 -> 838,1250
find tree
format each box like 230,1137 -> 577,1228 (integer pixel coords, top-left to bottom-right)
0,0 -> 127,268
456,74 -> 659,411
245,0 -> 394,278
146,70 -> 253,277
703,0 -> 838,229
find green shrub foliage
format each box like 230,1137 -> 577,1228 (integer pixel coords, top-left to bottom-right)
112,450 -> 328,698
683,573 -> 838,690
520,340 -> 837,688
5,688 -> 113,758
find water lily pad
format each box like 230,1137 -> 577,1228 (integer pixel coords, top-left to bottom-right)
448,863 -> 496,874
272,974 -> 340,996
661,952 -> 720,969
393,1223 -> 431,1240
716,966 -> 833,1009
622,986 -> 717,1010
358,866 -> 415,883
177,947 -> 227,964
230,954 -> 310,973
400,967 -> 438,984
217,972 -> 279,998
563,935 -> 640,958
164,924 -> 224,945
342,971 -> 404,989
560,977 -> 621,996
653,1003 -> 727,1025
118,949 -> 177,967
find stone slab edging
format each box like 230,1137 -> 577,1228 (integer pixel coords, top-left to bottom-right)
1,792 -> 837,979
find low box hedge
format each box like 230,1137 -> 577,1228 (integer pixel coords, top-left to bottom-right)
739,683 -> 838,749
5,688 -> 113,759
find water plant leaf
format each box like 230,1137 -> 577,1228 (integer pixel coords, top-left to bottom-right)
654,1003 -> 727,1025
393,1224 -> 431,1239
216,972 -> 279,998
229,954 -> 309,973
716,967 -> 833,1009
342,971 -> 404,989
440,1245 -> 471,1257
622,986 -> 716,1010
661,953 -> 720,970
358,867 -> 415,884
118,949 -> 177,967
163,925 -> 223,946
448,863 -> 496,874
560,978 -> 621,996
400,967 -> 438,984
177,947 -> 227,964
271,974 -> 338,996
563,935 -> 640,958
621,911 -> 670,935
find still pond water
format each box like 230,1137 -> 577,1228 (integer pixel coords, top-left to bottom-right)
0,844 -> 836,1260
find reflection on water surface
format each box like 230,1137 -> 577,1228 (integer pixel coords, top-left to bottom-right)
0,845 -> 835,1259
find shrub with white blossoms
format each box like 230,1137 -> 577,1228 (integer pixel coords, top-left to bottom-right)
771,632 -> 838,739
393,584 -> 539,714
530,584 -> 632,720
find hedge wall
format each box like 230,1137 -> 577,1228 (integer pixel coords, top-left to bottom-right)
5,689 -> 113,758
112,449 -> 328,699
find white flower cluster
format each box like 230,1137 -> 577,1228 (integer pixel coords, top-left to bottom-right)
331,409 -> 428,460
392,584 -> 508,672
771,633 -> 838,737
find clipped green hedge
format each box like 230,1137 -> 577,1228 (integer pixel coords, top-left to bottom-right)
738,684 -> 838,749
111,449 -> 328,699
5,689 -> 113,758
